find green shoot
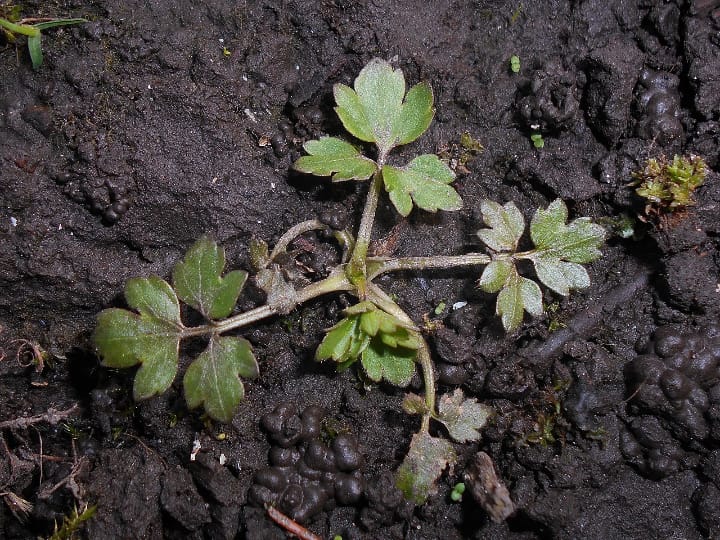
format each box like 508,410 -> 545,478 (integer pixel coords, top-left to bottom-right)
632,154 -> 707,215
530,132 -> 544,148
510,55 -> 521,73
450,482 -> 466,502
0,15 -> 87,69
48,504 -> 96,540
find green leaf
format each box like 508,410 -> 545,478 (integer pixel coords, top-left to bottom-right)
402,393 -> 430,415
382,155 -> 461,217
294,137 -> 377,181
94,276 -> 183,400
334,58 -> 434,154
27,33 -> 42,69
533,258 -> 590,296
315,317 -> 370,363
361,338 -> 416,386
172,237 -> 247,320
184,336 -> 258,422
530,199 -> 605,263
396,432 -> 456,504
33,18 -> 88,31
436,389 -> 494,443
478,260 -> 514,293
477,200 -> 525,252
496,273 -> 542,332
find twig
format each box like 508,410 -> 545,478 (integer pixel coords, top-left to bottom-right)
0,404 -> 78,430
266,505 -> 321,540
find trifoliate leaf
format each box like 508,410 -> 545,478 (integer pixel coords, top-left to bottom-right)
184,335 -> 258,422
172,237 -> 247,320
496,273 -> 543,332
478,260 -> 514,293
529,199 -> 605,263
436,389 -> 494,443
94,276 -> 183,400
396,432 -> 456,505
382,155 -> 461,217
361,338 -> 417,386
477,200 -> 525,252
334,58 -> 434,154
533,258 -> 590,296
294,137 -> 377,181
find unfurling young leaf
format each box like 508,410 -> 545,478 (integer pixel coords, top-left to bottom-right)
496,272 -> 543,332
396,432 -> 456,504
333,58 -> 434,155
184,335 -> 259,423
436,389 -> 494,443
382,155 -> 462,217
94,276 -> 183,400
172,236 -> 247,320
477,200 -> 525,252
315,301 -> 420,386
293,137 -> 377,181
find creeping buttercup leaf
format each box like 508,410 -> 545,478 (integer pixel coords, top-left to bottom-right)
94,276 -> 183,400
382,155 -> 461,217
334,58 -> 434,154
402,393 -> 430,415
436,389 -> 493,443
315,316 -> 370,363
477,200 -> 525,252
396,432 -> 456,504
294,137 -> 377,181
530,199 -> 605,264
478,260 -> 514,294
184,335 -> 258,422
532,258 -> 590,296
172,237 -> 247,320
361,338 -> 416,386
496,273 -> 543,332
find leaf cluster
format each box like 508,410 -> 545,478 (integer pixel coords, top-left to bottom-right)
477,199 -> 605,331
315,301 -> 421,386
94,237 -> 258,422
633,154 -> 707,213
294,58 -> 462,217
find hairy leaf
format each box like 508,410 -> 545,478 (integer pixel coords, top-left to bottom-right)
184,336 -> 259,422
530,199 -> 605,263
382,155 -> 461,217
533,258 -> 590,296
402,393 -> 430,415
172,237 -> 247,320
396,432 -> 456,504
94,276 -> 183,400
478,260 -> 514,293
436,389 -> 494,443
294,137 -> 377,181
334,58 -> 434,154
477,200 -> 525,252
361,338 -> 416,386
496,273 -> 542,332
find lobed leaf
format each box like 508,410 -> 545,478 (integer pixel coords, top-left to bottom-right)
533,257 -> 590,296
172,236 -> 247,320
293,137 -> 377,181
478,260 -> 514,294
315,316 -> 370,363
496,273 -> 542,332
361,338 -> 416,386
477,200 -> 525,252
184,336 -> 259,422
530,199 -> 605,263
382,155 -> 461,217
334,58 -> 434,154
396,432 -> 456,505
402,393 -> 430,415
436,389 -> 494,443
94,276 -> 183,400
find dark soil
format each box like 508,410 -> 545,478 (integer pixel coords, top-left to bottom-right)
2,0 -> 720,538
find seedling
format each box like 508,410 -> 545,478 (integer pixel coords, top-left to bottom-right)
94,59 -> 605,504
0,12 -> 86,69
48,504 -> 96,540
530,132 -> 544,148
450,482 -> 466,502
632,154 -> 707,215
509,55 -> 521,73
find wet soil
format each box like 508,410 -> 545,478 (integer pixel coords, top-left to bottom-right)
2,0 -> 720,538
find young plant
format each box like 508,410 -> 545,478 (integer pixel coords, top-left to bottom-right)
94,58 -> 605,505
632,154 -> 707,215
0,12 -> 86,69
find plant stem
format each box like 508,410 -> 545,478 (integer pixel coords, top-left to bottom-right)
368,253 -> 492,280
181,270 -> 352,337
269,219 -> 327,262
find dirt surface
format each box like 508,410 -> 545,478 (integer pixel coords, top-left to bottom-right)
2,0 -> 720,538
